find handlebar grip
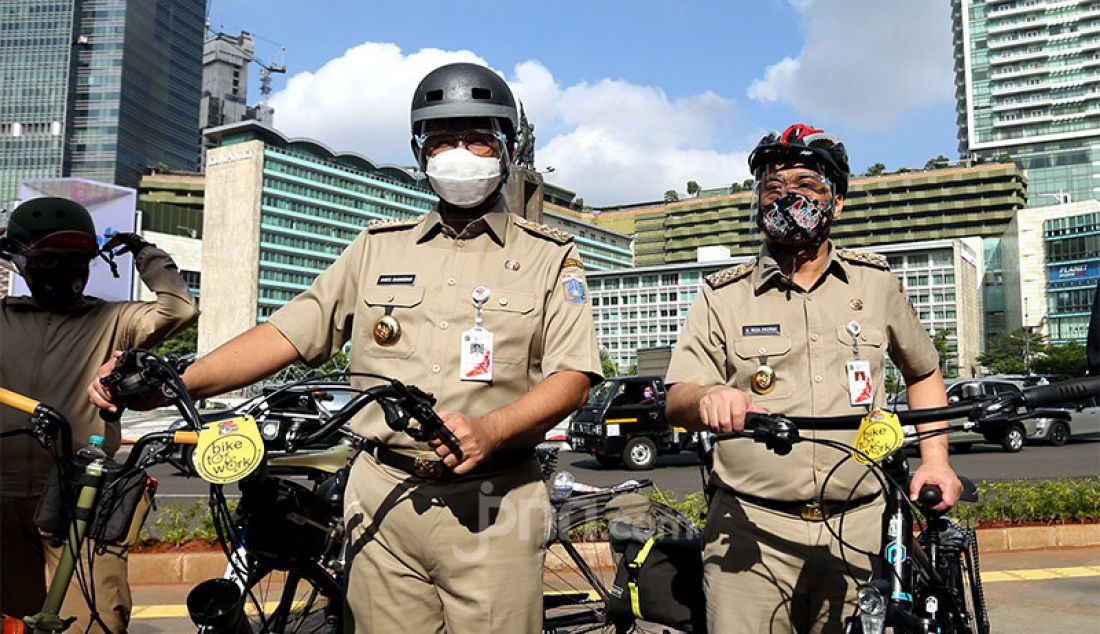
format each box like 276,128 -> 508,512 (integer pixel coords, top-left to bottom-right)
173,431 -> 199,445
0,387 -> 40,415
1022,376 -> 1100,409
918,484 -> 943,507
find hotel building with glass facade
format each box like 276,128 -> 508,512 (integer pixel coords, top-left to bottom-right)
952,0 -> 1100,202
198,121 -> 636,354
0,0 -> 205,212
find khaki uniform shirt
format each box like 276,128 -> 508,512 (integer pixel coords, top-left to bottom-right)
267,200 -> 602,450
666,243 -> 939,502
0,248 -> 199,497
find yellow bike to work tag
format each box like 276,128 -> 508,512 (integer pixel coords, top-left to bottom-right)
852,408 -> 905,465
192,415 -> 265,484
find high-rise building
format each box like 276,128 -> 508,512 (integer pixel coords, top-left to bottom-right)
0,0 -> 205,212
199,31 -> 274,157
951,0 -> 1100,202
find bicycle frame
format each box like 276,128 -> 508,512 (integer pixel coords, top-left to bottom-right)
0,386 -> 197,634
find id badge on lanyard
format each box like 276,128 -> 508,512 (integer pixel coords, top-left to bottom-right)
845,320 -> 873,407
461,285 -> 495,382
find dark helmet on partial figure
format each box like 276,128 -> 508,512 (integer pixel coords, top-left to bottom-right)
1,197 -> 99,309
2,196 -> 98,255
409,63 -> 519,209
748,123 -> 850,196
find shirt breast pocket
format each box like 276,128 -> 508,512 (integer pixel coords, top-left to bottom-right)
361,286 -> 425,359
730,335 -> 793,402
479,289 -> 536,365
835,326 -> 885,353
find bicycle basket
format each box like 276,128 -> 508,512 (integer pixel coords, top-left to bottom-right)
34,457 -> 157,548
605,498 -> 706,633
235,475 -> 338,564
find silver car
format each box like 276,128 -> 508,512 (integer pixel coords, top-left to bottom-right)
1032,395 -> 1100,446
896,378 -> 1045,453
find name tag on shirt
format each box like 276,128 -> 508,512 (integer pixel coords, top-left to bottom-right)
846,360 -> 874,407
460,327 -> 494,382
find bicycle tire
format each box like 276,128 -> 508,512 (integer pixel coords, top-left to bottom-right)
237,558 -> 343,633
959,529 -> 990,634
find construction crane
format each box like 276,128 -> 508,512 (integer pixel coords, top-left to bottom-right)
255,46 -> 286,104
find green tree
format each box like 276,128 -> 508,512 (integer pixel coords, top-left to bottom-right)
626,363 -> 638,377
931,330 -> 959,378
600,348 -> 618,378
993,152 -> 1013,164
730,182 -> 743,193
686,180 -> 700,196
663,189 -> 679,203
742,178 -> 754,190
978,328 -> 1047,374
573,197 -> 584,210
865,162 -> 886,176
1032,341 -> 1087,377
924,155 -> 951,170
153,323 -> 198,357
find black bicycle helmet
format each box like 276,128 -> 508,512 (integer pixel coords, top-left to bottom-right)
748,123 -> 850,196
3,197 -> 98,254
410,63 -> 518,170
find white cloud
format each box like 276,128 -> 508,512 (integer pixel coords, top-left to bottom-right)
747,0 -> 953,127
268,45 -> 749,206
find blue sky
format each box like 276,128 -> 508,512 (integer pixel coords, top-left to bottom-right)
208,0 -> 957,205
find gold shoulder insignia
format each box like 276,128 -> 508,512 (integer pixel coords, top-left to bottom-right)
514,217 -> 573,244
837,248 -> 889,270
705,259 -> 756,289
367,217 -> 420,233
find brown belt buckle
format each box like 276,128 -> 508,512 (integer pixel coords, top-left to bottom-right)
413,453 -> 444,479
801,501 -> 827,521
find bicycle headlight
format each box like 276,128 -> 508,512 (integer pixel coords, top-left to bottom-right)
261,421 -> 280,440
856,584 -> 886,634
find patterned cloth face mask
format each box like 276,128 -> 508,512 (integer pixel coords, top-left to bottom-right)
757,192 -> 836,250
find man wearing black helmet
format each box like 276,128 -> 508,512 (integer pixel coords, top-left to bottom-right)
1,196 -> 198,631
666,124 -> 961,632
88,63 -> 601,632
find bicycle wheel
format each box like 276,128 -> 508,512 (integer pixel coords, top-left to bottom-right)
950,529 -> 990,634
233,554 -> 343,633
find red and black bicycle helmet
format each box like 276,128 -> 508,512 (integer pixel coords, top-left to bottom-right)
748,123 -> 850,196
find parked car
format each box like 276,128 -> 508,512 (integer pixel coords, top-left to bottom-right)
567,376 -> 696,470
897,378 -> 1059,453
1032,395 -> 1100,446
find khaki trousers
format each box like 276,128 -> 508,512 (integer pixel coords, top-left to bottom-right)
343,453 -> 550,634
703,488 -> 883,634
0,496 -> 131,633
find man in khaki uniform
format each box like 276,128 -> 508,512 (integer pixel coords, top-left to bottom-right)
666,124 -> 962,633
1,197 -> 198,631
89,63 -> 602,633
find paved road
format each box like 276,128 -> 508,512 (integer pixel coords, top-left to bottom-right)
125,546 -> 1100,633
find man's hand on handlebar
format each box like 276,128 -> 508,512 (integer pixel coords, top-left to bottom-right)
86,351 -> 168,414
428,411 -> 503,475
909,460 -> 962,513
698,385 -> 768,432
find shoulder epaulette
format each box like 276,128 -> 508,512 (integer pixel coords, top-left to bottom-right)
514,217 -> 573,244
367,218 -> 420,233
837,248 -> 889,270
705,259 -> 756,289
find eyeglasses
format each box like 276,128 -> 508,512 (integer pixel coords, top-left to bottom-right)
418,129 -> 503,158
759,172 -> 832,201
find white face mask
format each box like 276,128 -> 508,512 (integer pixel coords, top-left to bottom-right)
425,148 -> 502,208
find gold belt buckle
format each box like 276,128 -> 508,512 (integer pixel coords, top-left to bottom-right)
413,454 -> 444,479
800,501 -> 827,521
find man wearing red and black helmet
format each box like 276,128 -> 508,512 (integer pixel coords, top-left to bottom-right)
667,125 -> 961,631
0,197 -> 198,632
